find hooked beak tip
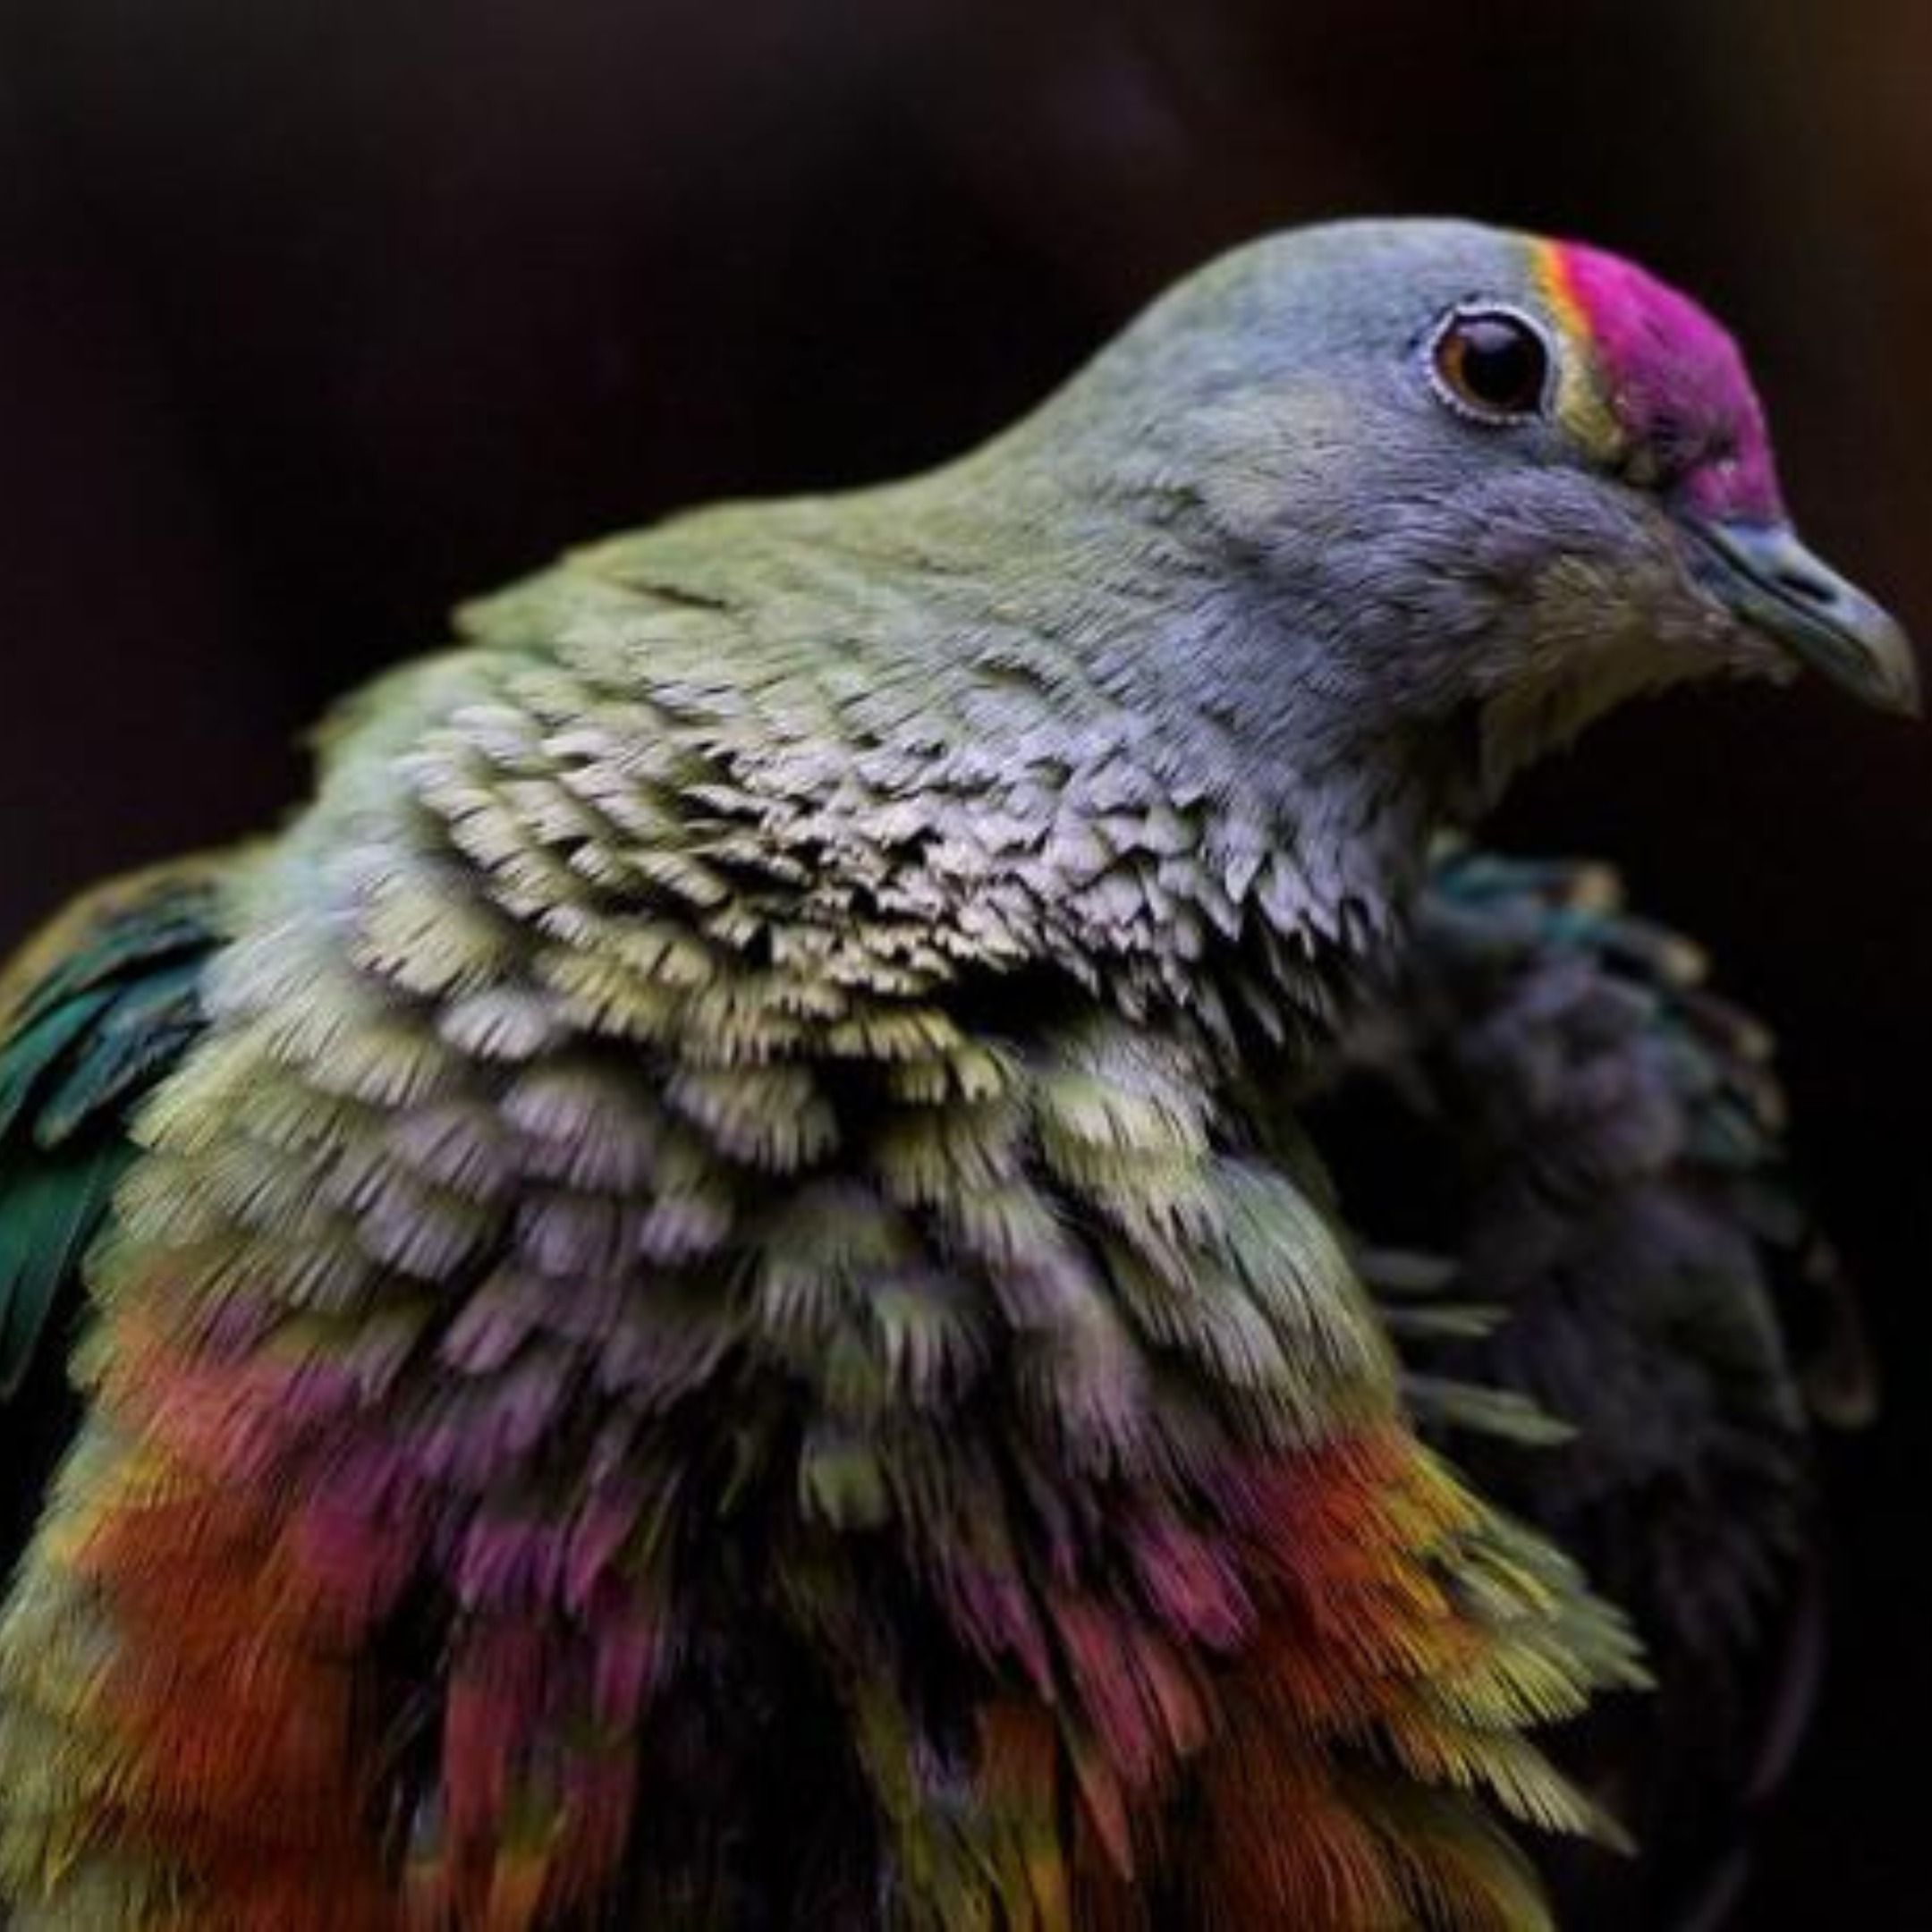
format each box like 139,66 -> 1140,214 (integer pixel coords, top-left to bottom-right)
1687,518 -> 1920,719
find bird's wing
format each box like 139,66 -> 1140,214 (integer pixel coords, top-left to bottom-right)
1306,843 -> 1864,1931
0,858 -> 233,1556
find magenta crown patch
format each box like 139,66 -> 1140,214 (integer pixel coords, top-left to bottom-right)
1538,238 -> 1784,524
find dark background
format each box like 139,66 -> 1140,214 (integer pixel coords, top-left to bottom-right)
1,2 -> 1925,1921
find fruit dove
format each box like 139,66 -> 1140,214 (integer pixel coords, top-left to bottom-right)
0,217 -> 1913,1929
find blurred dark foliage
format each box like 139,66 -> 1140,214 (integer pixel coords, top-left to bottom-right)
2,2 -> 1927,1920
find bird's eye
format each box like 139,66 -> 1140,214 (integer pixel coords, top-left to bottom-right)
1428,309 -> 1553,422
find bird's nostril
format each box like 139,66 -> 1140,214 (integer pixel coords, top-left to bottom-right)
1774,569 -> 1838,608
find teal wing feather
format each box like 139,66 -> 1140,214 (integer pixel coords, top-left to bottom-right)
0,864 -> 232,1403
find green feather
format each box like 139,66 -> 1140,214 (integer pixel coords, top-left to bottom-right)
0,989 -> 117,1141
6,902 -> 217,1036
0,1147 -> 126,1398
35,962 -> 207,1147
0,868 -> 228,1406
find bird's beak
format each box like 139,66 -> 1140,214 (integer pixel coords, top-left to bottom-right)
1685,517 -> 1920,716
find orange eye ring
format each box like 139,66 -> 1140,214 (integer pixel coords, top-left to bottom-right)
1428,307 -> 1554,422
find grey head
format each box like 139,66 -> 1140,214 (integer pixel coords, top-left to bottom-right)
989,216 -> 1917,811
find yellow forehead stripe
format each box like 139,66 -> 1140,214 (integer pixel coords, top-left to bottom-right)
1534,238 -> 1589,341
1530,239 -> 1624,458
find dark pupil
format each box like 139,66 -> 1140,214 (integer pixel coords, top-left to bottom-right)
1449,316 -> 1546,411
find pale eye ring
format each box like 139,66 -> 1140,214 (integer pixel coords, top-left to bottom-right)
1426,306 -> 1555,423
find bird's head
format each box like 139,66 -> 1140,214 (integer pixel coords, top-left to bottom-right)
1037,217 -> 1918,806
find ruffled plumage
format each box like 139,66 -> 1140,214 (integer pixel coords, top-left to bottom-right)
0,555 -> 1634,1929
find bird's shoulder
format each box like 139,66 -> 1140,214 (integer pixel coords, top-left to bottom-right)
0,852 -> 239,1583
0,857 -> 239,1398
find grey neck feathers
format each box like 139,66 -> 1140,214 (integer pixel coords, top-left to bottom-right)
504,474 -> 1452,1050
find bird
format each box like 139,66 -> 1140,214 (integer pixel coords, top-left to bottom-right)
0,216 -> 1914,1931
